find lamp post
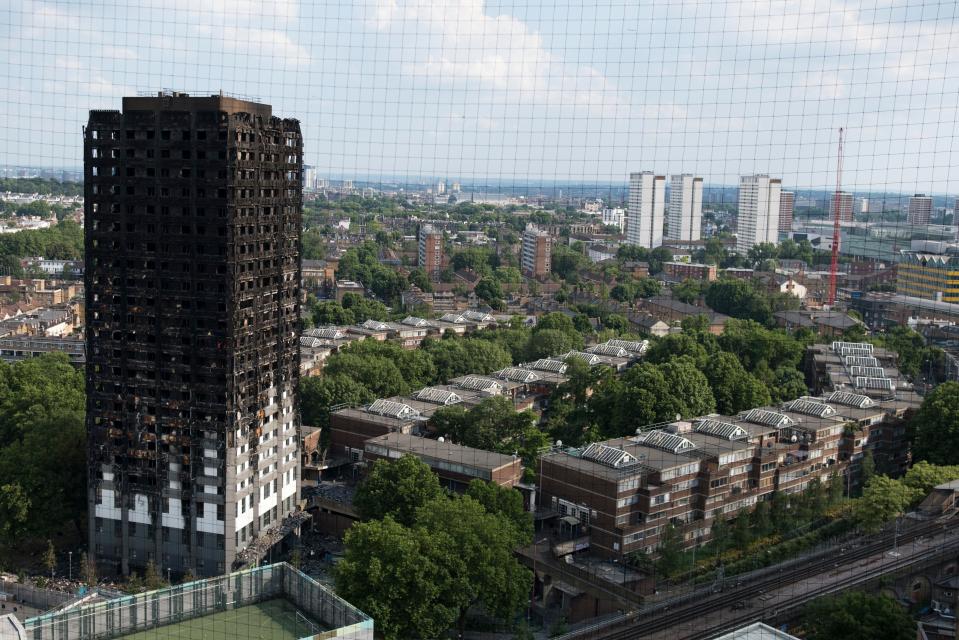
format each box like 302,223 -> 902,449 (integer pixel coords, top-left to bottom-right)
68,552 -> 72,581
167,567 -> 172,584
528,537 -> 549,623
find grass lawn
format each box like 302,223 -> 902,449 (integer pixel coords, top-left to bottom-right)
118,598 -> 323,640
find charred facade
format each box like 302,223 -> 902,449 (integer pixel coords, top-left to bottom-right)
85,93 -> 302,577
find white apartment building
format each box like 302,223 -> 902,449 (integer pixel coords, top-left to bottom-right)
737,174 -> 782,254
601,207 -> 626,231
666,174 -> 703,242
907,194 -> 932,226
627,171 -> 666,248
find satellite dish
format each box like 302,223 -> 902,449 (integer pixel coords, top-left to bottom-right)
790,434 -> 798,443
635,428 -> 643,435
675,414 -> 681,421
555,440 -> 563,447
437,437 -> 445,443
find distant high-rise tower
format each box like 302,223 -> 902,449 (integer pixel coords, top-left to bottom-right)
778,191 -> 795,232
830,191 -> 854,223
418,224 -> 443,278
436,181 -> 446,195
626,172 -> 665,248
521,224 -> 551,278
666,174 -> 703,242
85,93 -> 303,578
736,174 -> 781,253
907,194 -> 932,225
859,198 -> 869,215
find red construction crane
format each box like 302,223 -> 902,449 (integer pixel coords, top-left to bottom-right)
827,127 -> 844,306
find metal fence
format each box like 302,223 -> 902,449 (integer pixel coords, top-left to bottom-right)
21,563 -> 372,640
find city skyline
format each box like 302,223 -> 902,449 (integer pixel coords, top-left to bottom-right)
2,1 -> 959,192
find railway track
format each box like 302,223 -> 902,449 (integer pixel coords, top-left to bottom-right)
560,516 -> 958,640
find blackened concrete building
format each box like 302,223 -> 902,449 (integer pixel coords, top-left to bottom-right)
85,92 -> 303,577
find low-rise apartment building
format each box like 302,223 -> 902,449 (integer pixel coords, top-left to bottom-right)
537,391 -> 912,559
663,261 -> 717,282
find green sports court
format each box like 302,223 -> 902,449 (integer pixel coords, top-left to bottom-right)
118,598 -> 324,640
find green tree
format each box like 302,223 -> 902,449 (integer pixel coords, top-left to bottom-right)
143,560 -> 167,589
407,268 -> 433,292
311,301 -> 355,326
911,381 -> 959,465
465,480 -> 533,545
860,450 -> 876,488
710,511 -> 730,555
703,352 -> 771,414
43,540 -> 56,578
340,292 -> 389,322
526,329 -> 576,360
655,523 -> 685,577
335,517 -> 460,640
901,461 -> 959,496
645,333 -> 710,368
0,484 -> 29,544
589,364 -> 675,438
673,279 -> 704,304
299,375 -> 373,428
80,552 -> 97,587
750,501 -> 772,538
430,396 -> 538,456
603,313 -> 630,333
353,456 -> 445,526
801,592 -> 914,640
475,278 -> 504,306
416,496 -> 532,634
658,356 -> 716,417
704,280 -> 773,325
322,353 -> 409,398
769,366 -> 808,401
854,475 -> 920,534
732,509 -> 753,550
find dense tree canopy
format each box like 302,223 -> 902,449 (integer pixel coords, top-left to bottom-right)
336,242 -> 408,303
299,375 -> 373,428
801,592 -> 914,640
335,516 -> 460,640
0,221 -> 83,262
337,457 -> 532,639
0,354 -> 86,543
911,381 -> 959,466
703,352 -> 771,414
430,397 -> 546,468
353,456 -> 445,526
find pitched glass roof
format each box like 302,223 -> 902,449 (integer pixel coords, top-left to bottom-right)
414,387 -> 462,405
607,339 -> 649,354
695,420 -> 749,440
367,399 -> 420,419
528,359 -> 568,373
587,343 -> 630,357
582,443 -> 640,468
636,429 -> 697,454
739,409 -> 794,427
563,351 -> 602,365
456,376 -> 503,394
496,367 -> 541,383
849,365 -> 885,378
827,390 -> 876,408
855,376 -> 895,391
781,398 -> 837,418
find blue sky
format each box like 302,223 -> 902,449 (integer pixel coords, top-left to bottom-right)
2,0 -> 958,192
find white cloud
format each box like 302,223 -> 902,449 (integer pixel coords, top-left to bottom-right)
370,0 -> 629,119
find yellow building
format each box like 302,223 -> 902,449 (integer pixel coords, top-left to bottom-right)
897,250 -> 959,303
